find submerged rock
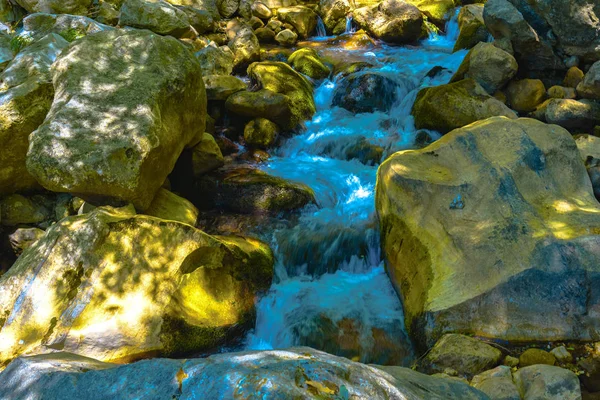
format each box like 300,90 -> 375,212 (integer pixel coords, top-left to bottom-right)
195,166 -> 315,214
0,206 -> 273,366
332,72 -> 401,114
377,117 -> 600,348
26,29 -> 206,210
353,0 -> 423,44
0,347 -> 489,399
412,79 -> 517,133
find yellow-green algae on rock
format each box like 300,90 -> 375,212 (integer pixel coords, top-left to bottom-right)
0,205 -> 273,366
376,117 -> 600,349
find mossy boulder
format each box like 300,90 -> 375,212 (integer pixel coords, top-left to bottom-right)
247,61 -> 316,130
421,334 -> 503,378
377,117 -> 600,348
119,0 -> 193,38
0,205 -> 273,365
195,44 -> 235,76
450,42 -> 517,94
179,5 -> 215,34
14,0 -> 92,14
26,30 -> 206,210
454,4 -> 488,52
0,194 -> 49,226
354,0 -> 424,44
277,6 -> 317,39
226,89 -> 294,128
275,28 -> 297,46
144,187 -> 199,225
227,20 -> 260,72
195,166 -> 315,214
203,75 -> 246,101
514,365 -> 581,400
519,348 -> 556,367
244,117 -> 279,148
320,0 -> 351,34
332,72 -> 401,114
167,0 -> 221,20
412,78 -> 517,133
288,48 -> 330,80
0,33 -> 69,195
405,0 -> 456,26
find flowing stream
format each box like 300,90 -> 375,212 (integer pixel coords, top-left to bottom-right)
244,15 -> 466,363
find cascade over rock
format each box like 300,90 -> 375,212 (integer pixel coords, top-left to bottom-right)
377,117 -> 600,348
26,29 -> 206,210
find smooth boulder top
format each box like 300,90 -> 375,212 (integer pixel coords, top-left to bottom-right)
377,116 -> 600,348
0,347 -> 489,399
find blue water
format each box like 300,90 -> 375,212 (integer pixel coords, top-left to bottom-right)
245,13 -> 466,363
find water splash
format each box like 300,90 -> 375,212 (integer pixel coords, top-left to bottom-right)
345,15 -> 355,34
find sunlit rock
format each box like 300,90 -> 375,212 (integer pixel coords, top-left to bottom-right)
144,187 -> 199,225
450,42 -> 517,95
119,0 -> 194,38
0,33 -> 69,194
377,117 -> 600,348
514,365 -> 581,400
275,28 -> 297,46
26,29 -> 206,210
404,0 -> 456,26
8,227 -> 45,256
531,98 -> 600,132
251,1 -> 271,19
577,61 -> 600,100
421,334 -> 502,378
195,166 -> 315,214
247,61 -> 316,130
226,88 -> 294,128
319,0 -> 351,34
353,0 -> 423,44
0,205 -> 273,366
277,6 -> 317,39
0,348 -> 489,399
21,13 -> 114,42
288,48 -> 330,80
179,5 -> 215,34
166,0 -> 221,20
227,19 -> 260,71
453,4 -> 488,52
412,78 -> 517,133
505,79 -> 547,113
519,348 -> 556,367
14,0 -> 92,14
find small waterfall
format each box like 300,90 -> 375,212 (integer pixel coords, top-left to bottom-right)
444,8 -> 460,42
316,16 -> 327,37
345,15 -> 355,34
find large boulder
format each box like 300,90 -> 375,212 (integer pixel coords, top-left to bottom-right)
195,43 -> 235,76
353,0 -> 423,44
0,206 -> 273,366
377,117 -> 600,348
14,0 -> 92,14
26,30 -> 206,210
450,42 -> 518,94
503,0 -> 600,64
246,61 -> 316,130
227,20 -> 260,72
404,0 -> 455,26
0,348 -> 490,399
454,4 -> 488,52
0,33 -> 69,194
119,0 -> 193,37
320,0 -> 352,34
483,0 -> 564,77
276,6 -> 317,39
412,79 -> 517,133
